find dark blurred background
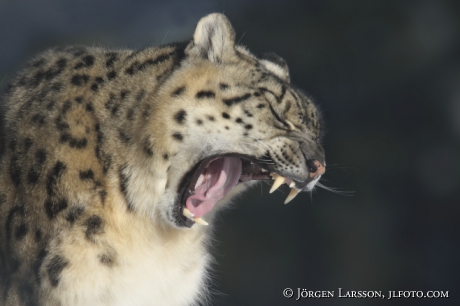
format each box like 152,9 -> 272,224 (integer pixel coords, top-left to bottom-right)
1,0 -> 459,305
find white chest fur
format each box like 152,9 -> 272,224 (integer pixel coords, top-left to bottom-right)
105,234 -> 209,306
52,213 -> 210,306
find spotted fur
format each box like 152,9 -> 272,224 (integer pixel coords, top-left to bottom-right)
0,13 -> 324,305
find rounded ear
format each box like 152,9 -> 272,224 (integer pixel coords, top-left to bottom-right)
260,52 -> 290,83
186,13 -> 236,64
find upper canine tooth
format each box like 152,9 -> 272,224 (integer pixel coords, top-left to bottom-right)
194,217 -> 209,226
284,188 -> 301,204
269,175 -> 286,193
183,207 -> 194,219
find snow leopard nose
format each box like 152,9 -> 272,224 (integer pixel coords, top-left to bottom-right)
299,139 -> 325,179
307,159 -> 325,179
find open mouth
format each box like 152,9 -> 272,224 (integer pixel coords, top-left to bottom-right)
175,154 -> 323,228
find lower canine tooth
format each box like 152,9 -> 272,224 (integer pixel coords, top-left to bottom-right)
183,207 -> 195,218
269,175 -> 286,193
194,217 -> 209,226
284,188 -> 301,204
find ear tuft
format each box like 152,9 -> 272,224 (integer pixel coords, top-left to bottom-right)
260,52 -> 290,83
188,13 -> 235,63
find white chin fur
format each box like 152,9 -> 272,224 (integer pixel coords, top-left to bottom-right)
305,176 -> 321,191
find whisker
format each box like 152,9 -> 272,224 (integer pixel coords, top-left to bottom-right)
240,140 -> 276,165
240,142 -> 273,160
237,31 -> 246,44
254,158 -> 273,162
322,164 -> 357,172
256,161 -> 275,165
244,136 -> 276,155
315,182 -> 354,196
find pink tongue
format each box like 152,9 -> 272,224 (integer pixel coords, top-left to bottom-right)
185,157 -> 242,218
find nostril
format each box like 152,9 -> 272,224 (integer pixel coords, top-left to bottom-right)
307,159 -> 326,177
307,159 -> 318,173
